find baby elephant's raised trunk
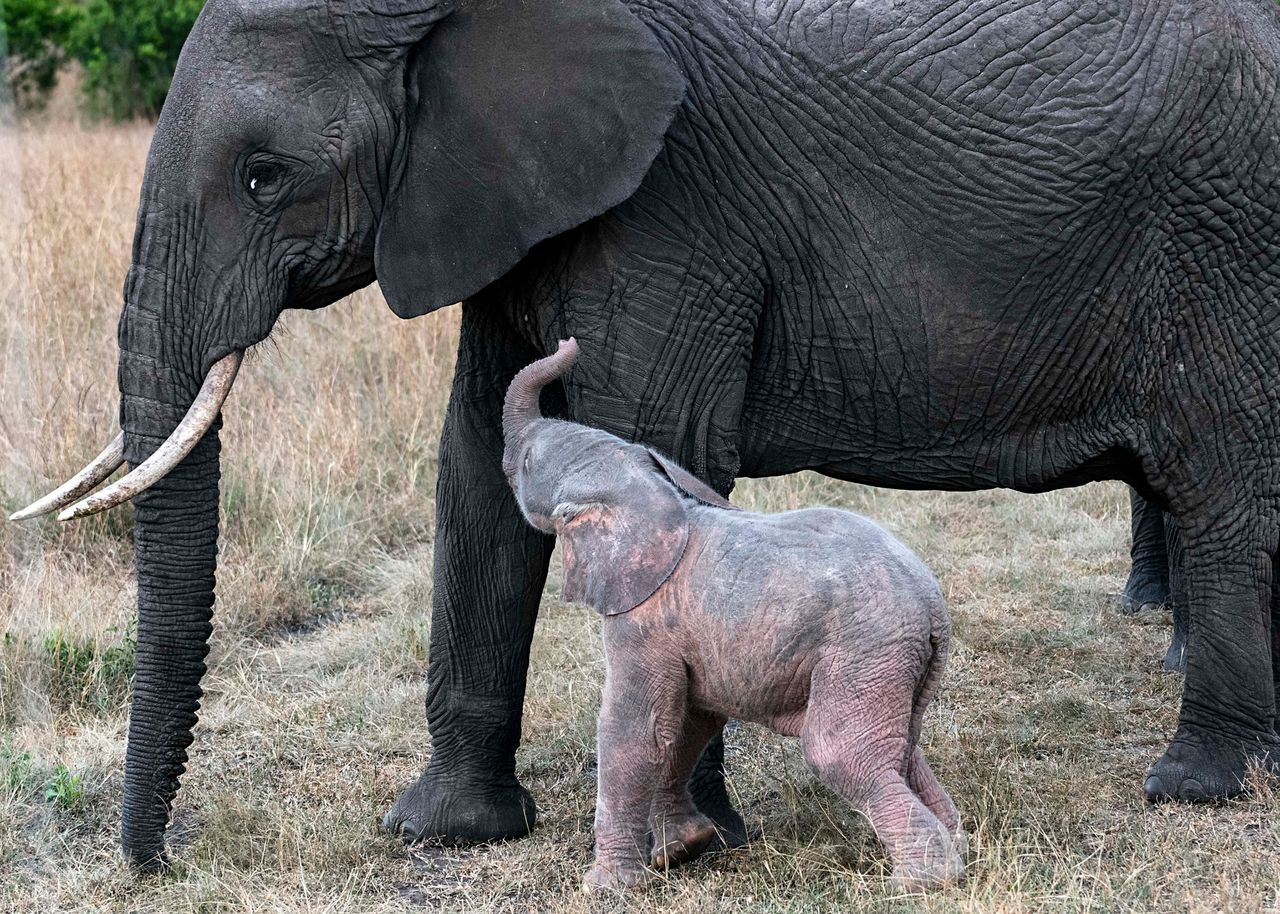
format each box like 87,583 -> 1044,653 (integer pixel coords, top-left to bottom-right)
502,338 -> 579,479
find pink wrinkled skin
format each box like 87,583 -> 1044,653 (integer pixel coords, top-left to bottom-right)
579,506 -> 966,893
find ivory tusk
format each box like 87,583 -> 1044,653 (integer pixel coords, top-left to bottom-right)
58,351 -> 243,522
8,433 -> 126,522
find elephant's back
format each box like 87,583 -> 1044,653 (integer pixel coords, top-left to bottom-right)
716,505 -> 942,604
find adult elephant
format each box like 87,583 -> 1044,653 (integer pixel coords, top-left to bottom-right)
12,0 -> 1280,867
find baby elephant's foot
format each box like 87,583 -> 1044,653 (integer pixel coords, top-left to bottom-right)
888,828 -> 965,893
650,812 -> 718,870
583,861 -> 649,893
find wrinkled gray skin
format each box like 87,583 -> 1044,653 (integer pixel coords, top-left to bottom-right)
40,0 -> 1280,867
503,342 -> 965,891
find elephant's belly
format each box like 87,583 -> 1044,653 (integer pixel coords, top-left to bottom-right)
686,653 -> 814,731
735,310 -> 1142,495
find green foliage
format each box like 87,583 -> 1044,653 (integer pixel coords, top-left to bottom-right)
0,0 -> 204,119
0,0 -> 78,103
70,0 -> 206,120
42,764 -> 83,810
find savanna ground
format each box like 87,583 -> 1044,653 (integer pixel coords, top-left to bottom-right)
1,116 -> 1278,914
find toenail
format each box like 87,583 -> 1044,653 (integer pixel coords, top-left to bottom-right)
1179,778 -> 1206,801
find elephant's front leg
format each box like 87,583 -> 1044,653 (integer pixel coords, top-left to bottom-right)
586,644 -> 687,891
384,308 -> 555,844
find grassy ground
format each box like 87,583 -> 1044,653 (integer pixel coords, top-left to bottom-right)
1,121 -> 1278,914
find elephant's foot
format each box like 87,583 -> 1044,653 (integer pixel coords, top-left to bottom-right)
1116,568 -> 1169,615
383,763 -> 537,844
888,826 -> 965,894
650,811 -> 718,870
690,785 -> 747,850
1143,725 -> 1279,803
583,860 -> 649,893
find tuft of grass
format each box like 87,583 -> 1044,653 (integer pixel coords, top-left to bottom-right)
1,737 -> 36,792
41,622 -> 135,713
42,764 -> 84,811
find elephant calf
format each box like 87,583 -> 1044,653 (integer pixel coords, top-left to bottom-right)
502,340 -> 966,892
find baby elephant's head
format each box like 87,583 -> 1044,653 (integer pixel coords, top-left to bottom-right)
501,341 -> 734,615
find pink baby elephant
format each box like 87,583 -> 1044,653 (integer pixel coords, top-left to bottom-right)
503,340 -> 966,892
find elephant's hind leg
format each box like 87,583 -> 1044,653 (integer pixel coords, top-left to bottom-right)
906,748 -> 960,835
1272,558 -> 1280,733
1161,513 -> 1189,673
906,747 -> 967,860
1120,489 -> 1172,613
801,663 -> 963,891
649,708 -> 724,871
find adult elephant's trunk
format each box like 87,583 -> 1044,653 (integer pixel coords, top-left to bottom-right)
113,266 -> 227,866
501,338 -> 579,479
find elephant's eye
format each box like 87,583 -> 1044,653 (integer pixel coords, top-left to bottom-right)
523,451 -> 531,473
245,159 -> 286,199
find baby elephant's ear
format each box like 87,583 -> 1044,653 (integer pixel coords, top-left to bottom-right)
555,498 -> 688,617
645,449 -> 737,510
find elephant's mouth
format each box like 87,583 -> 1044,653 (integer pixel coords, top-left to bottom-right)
9,351 -> 243,523
291,267 -> 378,312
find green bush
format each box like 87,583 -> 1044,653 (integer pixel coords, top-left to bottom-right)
0,0 -> 204,119
0,736 -> 35,791
0,0 -> 78,104
71,0 -> 205,120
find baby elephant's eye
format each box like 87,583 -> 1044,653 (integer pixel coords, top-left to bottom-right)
523,451 -> 531,473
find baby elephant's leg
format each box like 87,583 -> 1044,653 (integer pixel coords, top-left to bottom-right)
586,662 -> 688,892
649,708 -> 725,870
802,664 -> 963,892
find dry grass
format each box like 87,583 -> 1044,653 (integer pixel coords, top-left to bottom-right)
1,119 -> 1278,914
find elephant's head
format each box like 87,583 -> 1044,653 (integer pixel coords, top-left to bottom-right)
501,340 -> 733,617
11,0 -> 684,867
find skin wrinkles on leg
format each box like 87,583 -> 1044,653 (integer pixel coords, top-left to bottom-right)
382,307 -> 552,844
1143,491 -> 1280,800
588,640 -> 690,889
801,662 -> 961,891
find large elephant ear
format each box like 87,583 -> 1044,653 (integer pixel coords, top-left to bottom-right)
554,494 -> 688,617
373,0 -> 686,318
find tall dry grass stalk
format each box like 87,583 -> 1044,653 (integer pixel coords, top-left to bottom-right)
0,119 -> 1277,914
